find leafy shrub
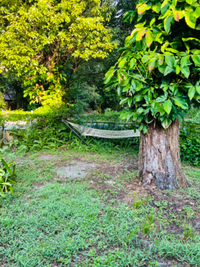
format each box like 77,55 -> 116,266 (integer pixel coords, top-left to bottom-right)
193,112 -> 200,123
180,122 -> 200,165
0,157 -> 16,197
3,107 -> 200,166
9,105 -> 71,151
6,108 -> 140,152
186,108 -> 199,119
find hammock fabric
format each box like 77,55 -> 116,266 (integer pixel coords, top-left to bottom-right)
66,120 -> 140,139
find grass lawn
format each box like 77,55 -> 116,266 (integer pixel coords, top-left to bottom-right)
1,147 -> 200,267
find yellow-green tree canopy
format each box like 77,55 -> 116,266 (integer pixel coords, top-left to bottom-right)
0,0 -> 116,106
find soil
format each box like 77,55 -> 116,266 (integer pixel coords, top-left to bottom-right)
54,161 -> 98,179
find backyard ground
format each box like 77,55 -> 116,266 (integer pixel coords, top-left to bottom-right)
1,147 -> 200,267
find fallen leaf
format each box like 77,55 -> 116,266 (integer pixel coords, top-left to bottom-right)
182,237 -> 186,243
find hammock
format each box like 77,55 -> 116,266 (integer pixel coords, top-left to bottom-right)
62,119 -> 140,139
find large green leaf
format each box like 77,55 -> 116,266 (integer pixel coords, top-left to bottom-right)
136,28 -> 146,41
119,98 -> 128,105
152,3 -> 161,13
132,113 -> 138,121
194,7 -> 200,18
145,30 -> 154,47
172,96 -> 188,109
164,66 -> 173,76
163,99 -> 172,114
137,3 -> 151,15
181,56 -> 190,68
118,58 -> 127,69
181,66 -> 190,78
161,118 -> 172,129
165,54 -> 175,68
156,95 -> 167,103
128,98 -> 132,107
104,68 -> 115,84
188,86 -> 196,100
134,94 -> 144,102
196,86 -> 200,94
184,11 -> 196,29
129,58 -> 136,69
191,55 -> 200,66
164,15 -> 174,33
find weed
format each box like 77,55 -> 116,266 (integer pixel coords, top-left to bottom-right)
166,189 -> 172,196
182,206 -> 195,218
0,157 -> 16,197
182,223 -> 195,239
133,195 -> 147,209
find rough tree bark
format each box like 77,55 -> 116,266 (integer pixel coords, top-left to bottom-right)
139,119 -> 188,190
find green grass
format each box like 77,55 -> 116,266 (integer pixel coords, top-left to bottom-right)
1,148 -> 200,266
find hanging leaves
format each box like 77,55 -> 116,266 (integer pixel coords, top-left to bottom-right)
104,0 -> 200,133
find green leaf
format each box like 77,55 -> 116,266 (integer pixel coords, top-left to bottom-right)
117,86 -> 122,96
129,58 -> 136,69
137,107 -> 144,114
150,18 -> 156,27
104,68 -> 115,84
139,125 -> 143,132
172,97 -> 188,109
152,3 -> 161,13
196,86 -> 200,94
123,11 -> 134,22
118,58 -> 127,68
165,48 -> 179,53
158,55 -> 164,65
163,99 -> 172,114
132,113 -> 138,121
161,118 -> 172,129
194,7 -> 200,18
184,11 -> 196,29
156,95 -> 167,103
188,86 -> 196,100
181,66 -> 190,78
121,78 -> 130,87
1,159 -> 13,176
134,94 -> 144,102
164,15 -> 174,33
165,54 -> 175,68
143,125 -> 148,134
164,66 -> 173,76
137,3 -> 151,15
122,84 -> 130,92
128,98 -> 132,107
119,98 -> 128,105
191,55 -> 200,66
181,56 -> 190,68
175,65 -> 181,74
146,30 -> 154,47
186,0 -> 193,5
172,0 -> 177,7
148,57 -> 157,72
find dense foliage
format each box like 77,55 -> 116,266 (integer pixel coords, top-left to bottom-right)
0,157 -> 16,197
0,0 -> 116,107
180,121 -> 200,165
105,0 -> 200,133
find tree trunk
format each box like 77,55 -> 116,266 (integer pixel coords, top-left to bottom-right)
139,119 -> 188,190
